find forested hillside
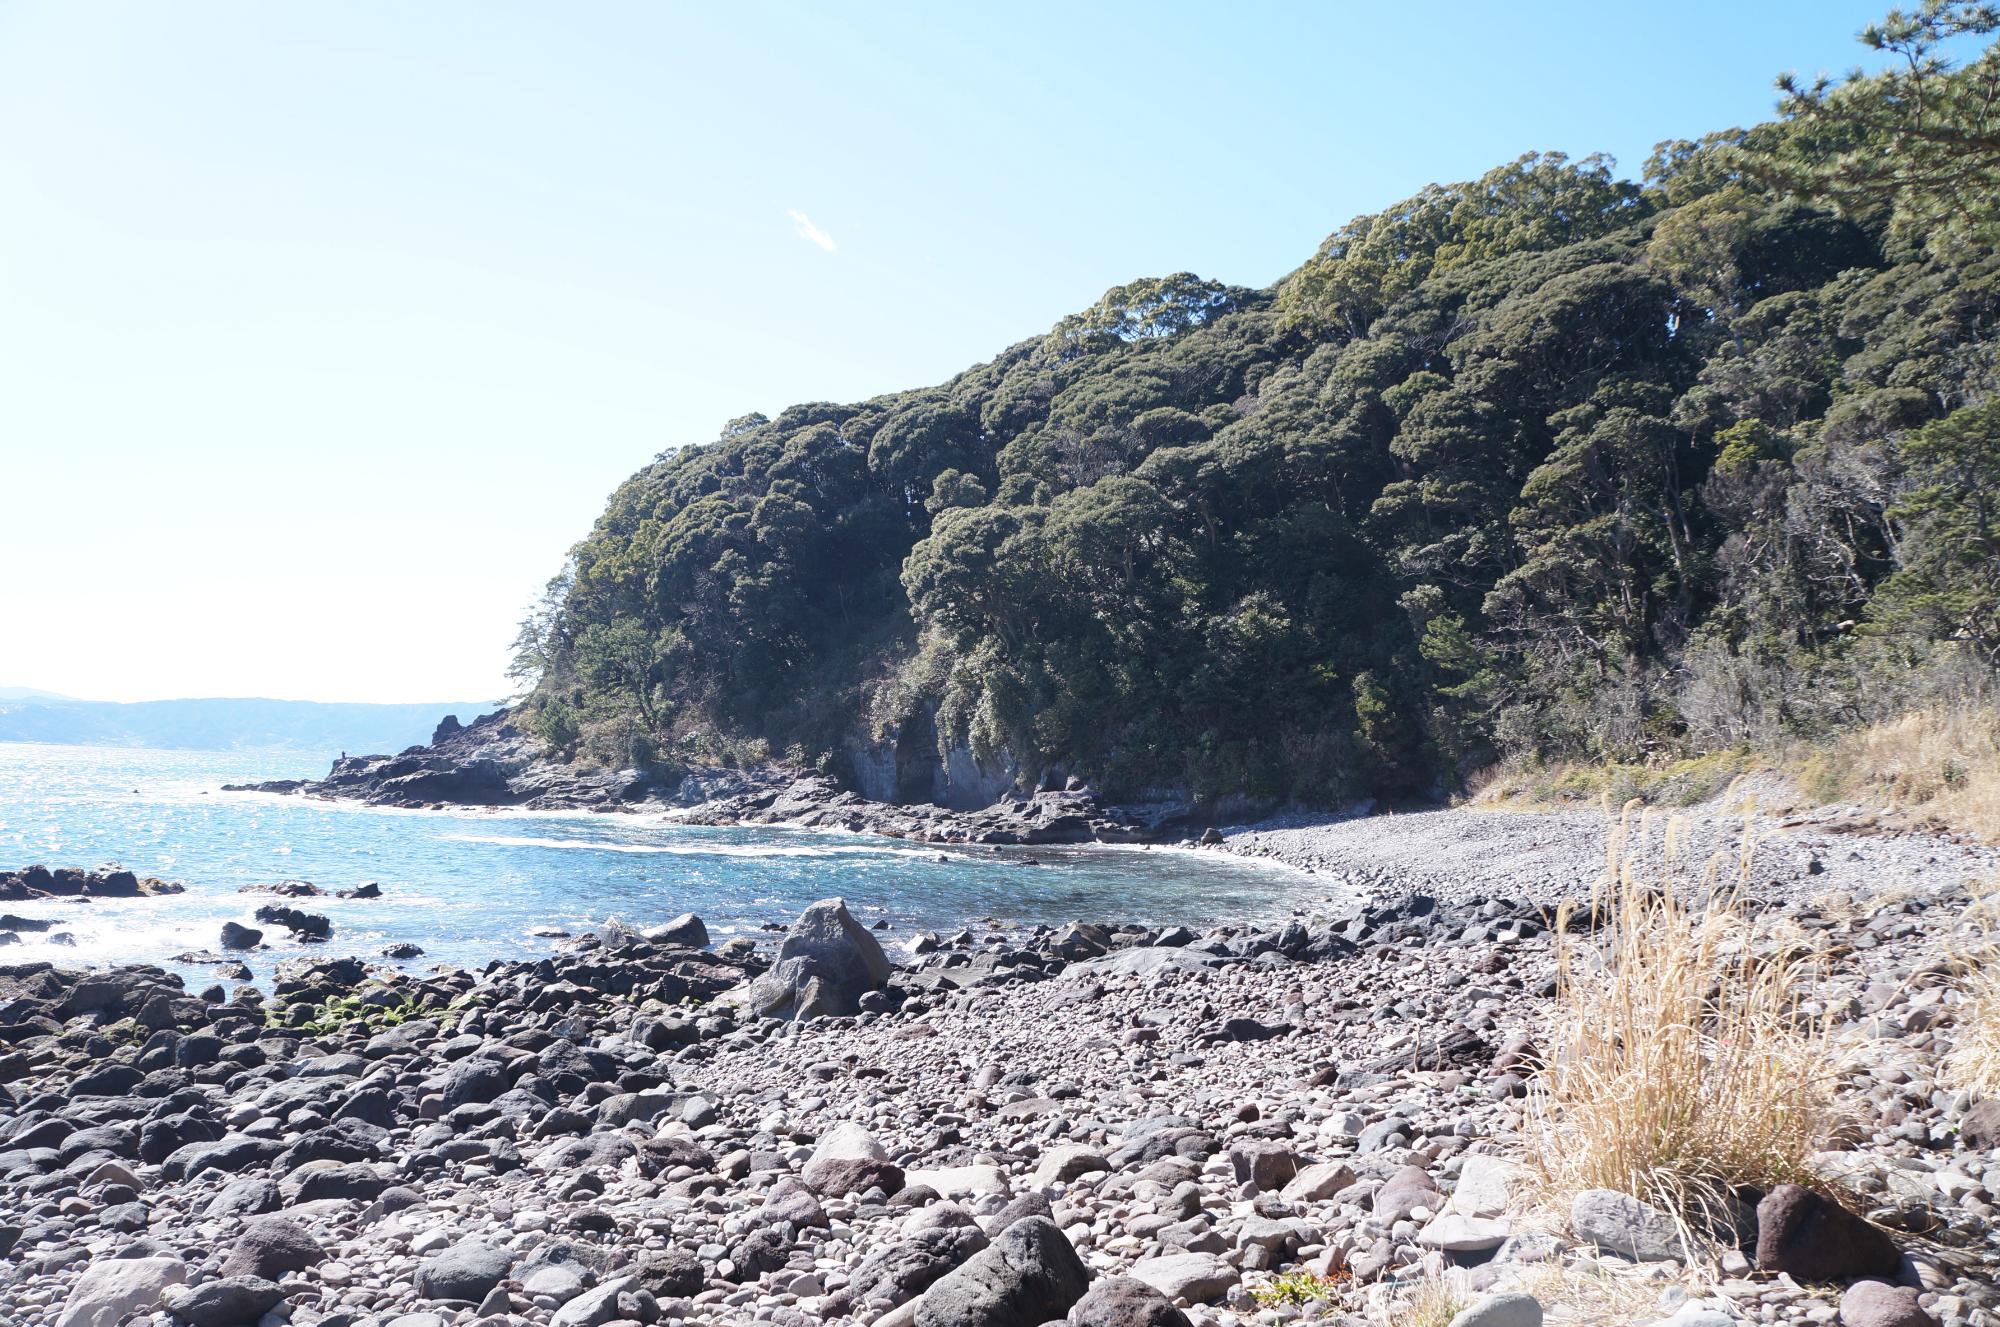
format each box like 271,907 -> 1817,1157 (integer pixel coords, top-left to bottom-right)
512,4 -> 2000,808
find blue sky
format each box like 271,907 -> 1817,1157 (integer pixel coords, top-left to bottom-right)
0,1 -> 1906,703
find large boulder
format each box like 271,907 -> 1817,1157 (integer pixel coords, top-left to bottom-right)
1034,1144 -> 1111,1187
803,1122 -> 903,1197
1755,1184 -> 1900,1282
914,1215 -> 1089,1327
159,1276 -> 286,1327
1570,1188 -> 1684,1263
550,1275 -> 641,1327
58,1257 -> 187,1327
1069,1275 -> 1192,1327
219,922 -> 262,951
1282,1160 -> 1357,1203
415,1241 -> 515,1302
847,1225 -> 991,1317
733,898 -> 891,1020
634,1250 -> 703,1299
1126,1253 -> 1238,1305
761,1175 -> 829,1228
220,1217 -> 324,1280
645,913 -> 709,948
1227,1140 -> 1297,1193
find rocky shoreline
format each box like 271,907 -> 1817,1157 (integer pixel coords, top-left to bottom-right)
221,712 -> 1290,848
3,804 -> 1998,1327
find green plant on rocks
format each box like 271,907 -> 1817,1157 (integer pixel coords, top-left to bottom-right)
268,987 -> 454,1035
1253,1269 -> 1348,1313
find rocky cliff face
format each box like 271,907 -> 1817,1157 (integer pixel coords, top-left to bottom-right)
843,735 -> 1020,812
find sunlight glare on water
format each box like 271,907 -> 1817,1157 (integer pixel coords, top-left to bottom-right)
0,743 -> 1308,986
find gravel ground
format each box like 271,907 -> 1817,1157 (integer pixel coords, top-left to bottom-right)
3,806 -> 1998,1327
1216,802 -> 2000,912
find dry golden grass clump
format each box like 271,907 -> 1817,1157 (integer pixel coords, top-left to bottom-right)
1526,800 -> 1849,1247
1474,704 -> 2000,844
1945,964 -> 2000,1098
1376,1271 -> 1467,1327
1799,706 -> 2000,841
1508,1262 -> 1667,1327
1943,880 -> 2000,1097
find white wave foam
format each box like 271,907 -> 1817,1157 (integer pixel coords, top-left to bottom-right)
436,832 -> 974,861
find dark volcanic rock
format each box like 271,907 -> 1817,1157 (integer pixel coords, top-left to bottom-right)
160,1275 -> 285,1327
634,1249 -> 704,1299
252,905 -> 331,940
913,1216 -> 1089,1327
1755,1184 -> 1900,1282
0,865 -> 183,900
1070,1275 -> 1193,1327
848,1225 -> 990,1315
804,1154 -> 905,1198
221,1217 -> 324,1280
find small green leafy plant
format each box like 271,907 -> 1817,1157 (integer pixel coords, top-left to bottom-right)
1253,1269 -> 1349,1312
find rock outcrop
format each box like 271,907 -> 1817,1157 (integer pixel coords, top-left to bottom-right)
0,866 -> 184,902
222,709 -> 1226,845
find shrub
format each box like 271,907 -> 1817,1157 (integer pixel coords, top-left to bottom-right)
1252,1269 -> 1349,1312
1527,801 -> 1848,1250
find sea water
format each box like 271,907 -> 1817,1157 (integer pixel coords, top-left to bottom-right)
0,742 -> 1308,986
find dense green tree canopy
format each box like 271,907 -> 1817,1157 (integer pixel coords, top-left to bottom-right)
514,7 -> 2000,803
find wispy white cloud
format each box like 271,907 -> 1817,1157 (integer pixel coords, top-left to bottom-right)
786,209 -> 837,252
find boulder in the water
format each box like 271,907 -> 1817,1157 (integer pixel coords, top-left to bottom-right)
219,922 -> 262,951
252,905 -> 331,941
645,912 -> 709,949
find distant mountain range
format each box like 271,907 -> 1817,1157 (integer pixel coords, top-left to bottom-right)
0,691 -> 497,755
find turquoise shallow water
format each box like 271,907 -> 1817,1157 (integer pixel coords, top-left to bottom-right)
0,742 -> 1306,986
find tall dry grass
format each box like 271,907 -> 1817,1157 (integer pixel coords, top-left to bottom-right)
1944,880 -> 2000,1097
1474,704 -> 2000,843
1798,706 -> 2000,840
1527,800 -> 1849,1249
1945,965 -> 2000,1098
